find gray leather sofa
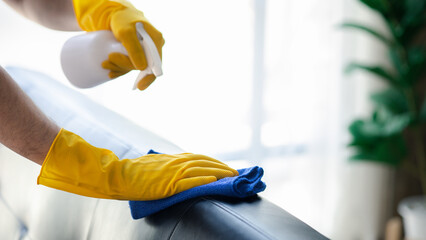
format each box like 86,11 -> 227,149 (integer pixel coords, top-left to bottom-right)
0,67 -> 328,239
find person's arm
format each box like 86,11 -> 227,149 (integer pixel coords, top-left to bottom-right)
0,65 -> 238,200
3,0 -> 80,31
0,66 -> 60,165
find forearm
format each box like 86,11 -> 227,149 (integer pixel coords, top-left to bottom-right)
0,67 -> 60,165
3,0 -> 81,31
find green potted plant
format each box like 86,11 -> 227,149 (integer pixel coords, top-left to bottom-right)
342,0 -> 426,238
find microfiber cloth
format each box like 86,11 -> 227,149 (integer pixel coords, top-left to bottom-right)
129,150 -> 266,219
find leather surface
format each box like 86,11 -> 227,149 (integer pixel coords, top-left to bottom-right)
0,67 -> 328,240
170,196 -> 327,240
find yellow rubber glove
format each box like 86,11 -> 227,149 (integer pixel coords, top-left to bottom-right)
101,52 -> 134,79
38,129 -> 238,201
72,0 -> 164,90
100,53 -> 157,90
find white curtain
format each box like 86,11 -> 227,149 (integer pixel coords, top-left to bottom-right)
329,0 -> 395,239
0,0 -> 393,238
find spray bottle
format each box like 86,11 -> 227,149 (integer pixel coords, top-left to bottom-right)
60,22 -> 162,89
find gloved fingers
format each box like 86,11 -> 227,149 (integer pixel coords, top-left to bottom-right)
101,53 -> 134,72
101,54 -> 133,79
182,167 -> 236,179
141,22 -> 165,58
179,153 -> 237,167
176,154 -> 239,176
119,27 -> 148,70
183,159 -> 236,171
178,153 -> 223,163
136,74 -> 156,90
145,153 -> 239,176
108,70 -> 130,79
182,161 -> 238,177
161,153 -> 227,166
174,176 -> 218,193
102,59 -> 122,72
227,167 -> 239,176
107,52 -> 135,71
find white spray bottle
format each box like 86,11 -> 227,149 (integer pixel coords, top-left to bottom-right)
61,22 -> 162,90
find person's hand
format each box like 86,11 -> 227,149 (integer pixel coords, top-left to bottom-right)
100,52 -> 157,90
73,0 -> 164,90
101,52 -> 134,79
38,129 -> 238,201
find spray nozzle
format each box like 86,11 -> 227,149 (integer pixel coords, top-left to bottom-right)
133,22 -> 163,90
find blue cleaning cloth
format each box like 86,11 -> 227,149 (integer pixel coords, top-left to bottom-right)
129,150 -> 266,219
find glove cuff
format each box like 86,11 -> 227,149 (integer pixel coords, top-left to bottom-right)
37,128 -> 116,199
37,128 -> 63,185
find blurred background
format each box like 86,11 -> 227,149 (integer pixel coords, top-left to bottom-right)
1,0 -> 425,239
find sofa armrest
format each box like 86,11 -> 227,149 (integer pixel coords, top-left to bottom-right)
0,67 -> 328,240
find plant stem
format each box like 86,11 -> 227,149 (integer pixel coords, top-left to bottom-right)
414,127 -> 426,197
405,87 -> 426,196
393,12 -> 426,195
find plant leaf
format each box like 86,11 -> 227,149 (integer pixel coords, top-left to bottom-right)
374,135 -> 406,165
370,88 -> 408,114
349,111 -> 410,146
359,0 -> 390,15
388,47 -> 406,79
349,120 -> 383,146
345,63 -> 397,86
402,0 -> 426,28
350,134 -> 406,166
408,47 -> 426,67
341,22 -> 393,46
382,114 -> 411,135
